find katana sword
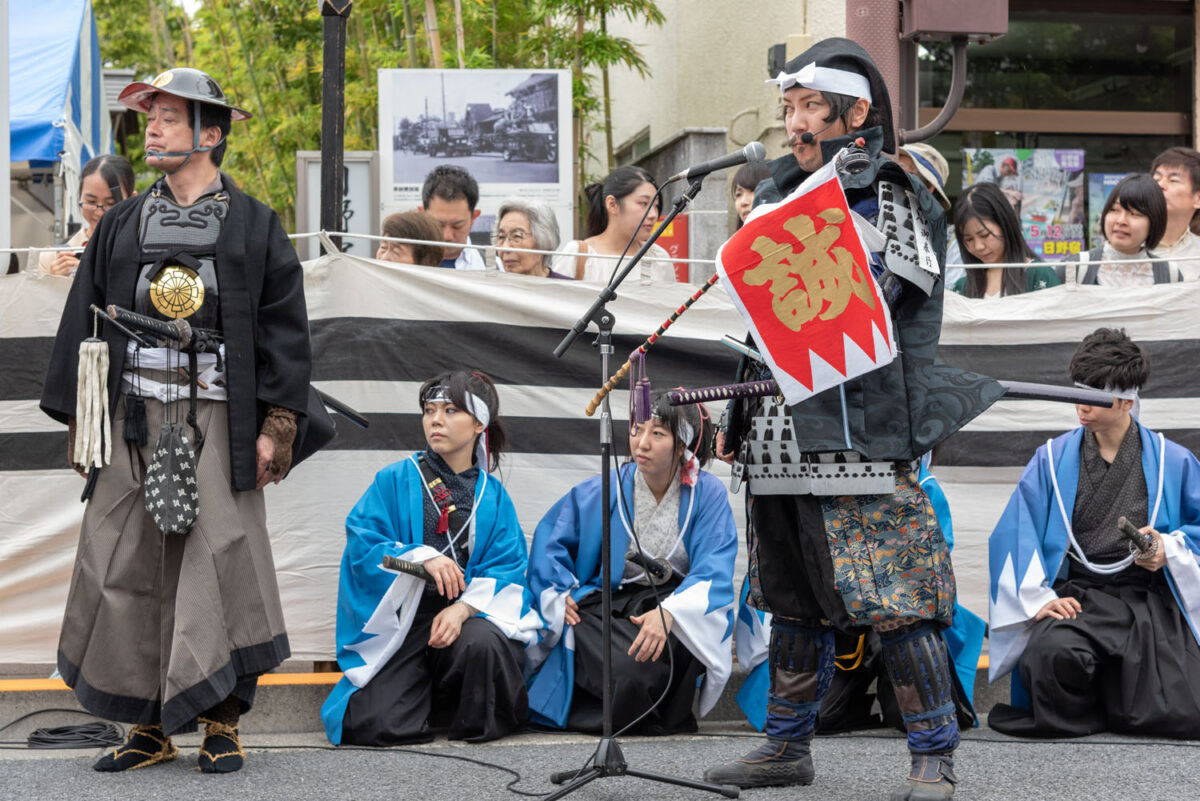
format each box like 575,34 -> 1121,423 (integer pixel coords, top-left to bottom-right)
667,379 -> 1116,407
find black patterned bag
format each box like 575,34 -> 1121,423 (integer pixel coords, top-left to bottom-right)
143,422 -> 199,535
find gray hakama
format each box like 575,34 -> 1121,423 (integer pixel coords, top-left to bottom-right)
57,398 -> 289,735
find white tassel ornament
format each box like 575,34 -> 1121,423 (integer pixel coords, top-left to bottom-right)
74,338 -> 112,468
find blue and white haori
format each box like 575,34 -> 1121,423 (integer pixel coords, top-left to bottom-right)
733,461 -> 987,728
988,422 -> 1200,683
321,454 -> 542,744
526,465 -> 738,728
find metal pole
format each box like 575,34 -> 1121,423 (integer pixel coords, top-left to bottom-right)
845,0 -> 900,153
0,0 -> 11,260
320,0 -> 353,255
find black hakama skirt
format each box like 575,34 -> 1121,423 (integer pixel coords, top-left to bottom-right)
989,561 -> 1200,739
566,581 -> 705,736
340,591 -> 528,745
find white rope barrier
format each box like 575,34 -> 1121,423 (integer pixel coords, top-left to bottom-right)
283,231 -> 1200,270
5,231 -> 1197,271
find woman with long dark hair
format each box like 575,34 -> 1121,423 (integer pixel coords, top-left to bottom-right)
322,371 -> 540,746
1066,174 -> 1179,286
553,165 -> 675,282
951,182 -> 1061,298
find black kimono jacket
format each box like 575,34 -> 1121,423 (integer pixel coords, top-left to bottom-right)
41,175 -> 329,492
727,127 -> 1005,462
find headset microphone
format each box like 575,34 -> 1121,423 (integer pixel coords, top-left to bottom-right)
798,122 -> 836,145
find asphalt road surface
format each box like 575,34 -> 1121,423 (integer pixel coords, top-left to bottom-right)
2,723 -> 1197,801
394,149 -> 559,185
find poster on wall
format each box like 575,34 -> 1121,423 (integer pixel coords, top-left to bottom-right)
378,69 -> 573,262
962,148 -> 1086,260
1087,172 -> 1131,250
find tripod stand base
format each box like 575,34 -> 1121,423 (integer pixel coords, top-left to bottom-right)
545,737 -> 739,799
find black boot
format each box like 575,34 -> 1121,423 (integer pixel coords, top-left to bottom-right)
703,738 -> 814,788
889,751 -> 957,801
93,724 -> 177,772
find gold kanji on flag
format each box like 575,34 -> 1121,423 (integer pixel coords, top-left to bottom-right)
716,164 -> 895,404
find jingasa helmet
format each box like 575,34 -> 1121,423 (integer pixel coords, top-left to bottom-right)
767,37 -> 895,154
118,68 -> 251,164
117,67 -> 252,120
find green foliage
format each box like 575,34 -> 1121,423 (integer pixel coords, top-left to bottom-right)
92,0 -> 661,230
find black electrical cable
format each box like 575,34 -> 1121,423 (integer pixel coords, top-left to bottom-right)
0,708 -> 124,750
27,721 -> 125,749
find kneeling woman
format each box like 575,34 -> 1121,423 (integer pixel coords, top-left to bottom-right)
321,372 -> 540,745
526,395 -> 737,734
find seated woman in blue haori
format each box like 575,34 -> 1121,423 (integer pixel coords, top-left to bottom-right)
526,393 -> 737,735
321,371 -> 541,746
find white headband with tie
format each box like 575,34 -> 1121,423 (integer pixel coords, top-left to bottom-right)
426,385 -> 493,471
767,62 -> 873,103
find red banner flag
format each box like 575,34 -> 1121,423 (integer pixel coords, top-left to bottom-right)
716,165 -> 895,404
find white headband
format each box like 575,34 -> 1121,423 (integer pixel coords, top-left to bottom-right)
676,418 -> 699,487
1073,381 -> 1140,402
767,62 -> 872,103
426,386 -> 493,471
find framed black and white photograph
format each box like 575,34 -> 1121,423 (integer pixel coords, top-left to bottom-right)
378,69 -> 573,245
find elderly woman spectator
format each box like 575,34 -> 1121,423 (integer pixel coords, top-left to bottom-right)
376,210 -> 445,267
493,198 -> 573,279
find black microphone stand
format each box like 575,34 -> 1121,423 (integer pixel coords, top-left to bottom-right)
546,178 -> 738,800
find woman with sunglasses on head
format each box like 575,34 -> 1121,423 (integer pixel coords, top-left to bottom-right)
553,165 -> 677,282
526,393 -> 737,735
38,154 -> 137,276
951,182 -> 1061,298
322,371 -> 540,747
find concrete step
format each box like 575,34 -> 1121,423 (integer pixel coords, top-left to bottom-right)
0,663 -> 1008,737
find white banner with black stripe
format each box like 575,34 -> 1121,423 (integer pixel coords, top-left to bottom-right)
2,258 -> 1197,663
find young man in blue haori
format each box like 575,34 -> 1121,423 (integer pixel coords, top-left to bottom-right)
988,328 -> 1200,738
526,394 -> 737,735
322,372 -> 541,746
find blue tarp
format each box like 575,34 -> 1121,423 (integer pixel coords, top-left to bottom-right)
9,0 -> 109,164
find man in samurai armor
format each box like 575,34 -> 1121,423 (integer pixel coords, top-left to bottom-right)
40,67 -> 331,774
704,38 -> 1003,800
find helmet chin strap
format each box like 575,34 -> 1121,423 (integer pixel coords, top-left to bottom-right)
145,101 -> 224,175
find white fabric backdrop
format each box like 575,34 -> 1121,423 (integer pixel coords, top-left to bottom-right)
1,258 -> 1196,662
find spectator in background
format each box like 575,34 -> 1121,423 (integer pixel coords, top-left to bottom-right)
38,154 -> 136,276
730,161 -> 772,227
952,182 -> 1060,298
897,143 -> 951,212
492,198 -> 572,279
554,165 -> 675,282
896,143 -> 963,286
1149,146 -> 1200,280
419,165 -> 485,270
376,210 -> 444,267
1066,174 -> 1178,287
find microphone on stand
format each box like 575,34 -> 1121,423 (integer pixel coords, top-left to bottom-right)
664,141 -> 766,185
